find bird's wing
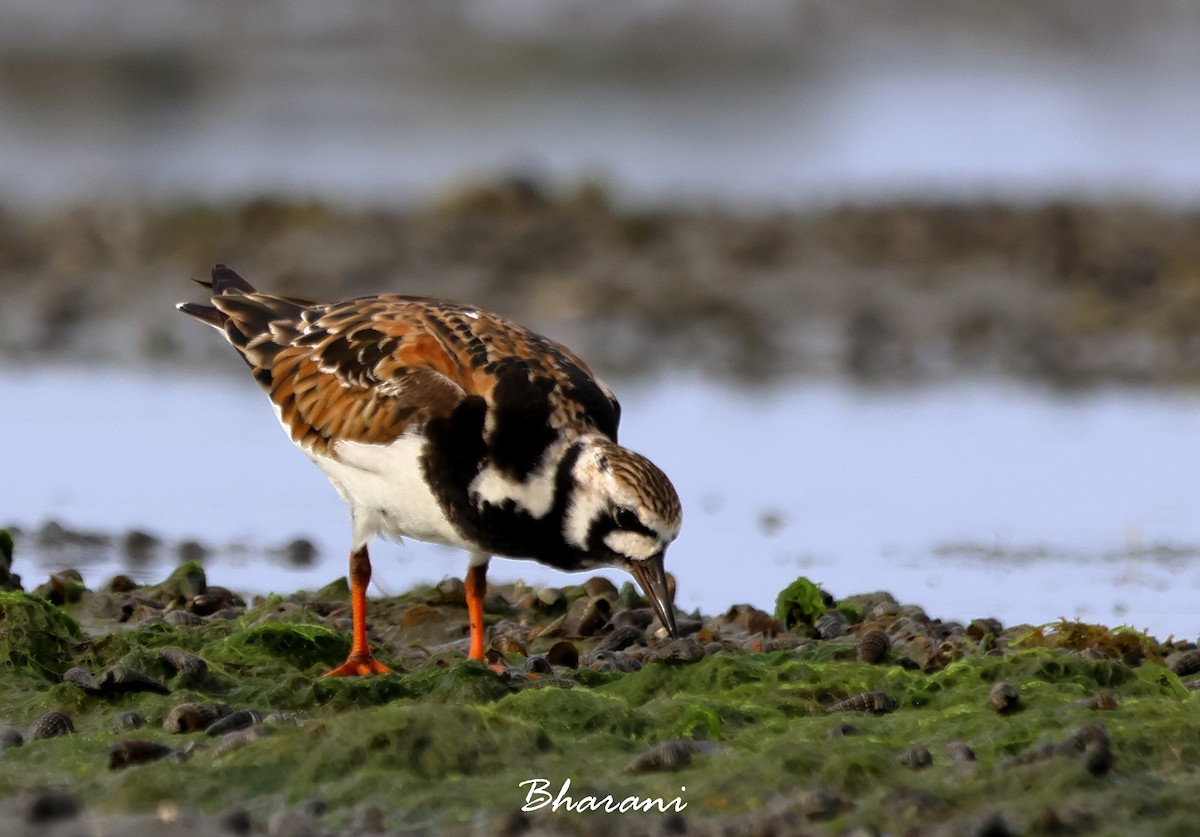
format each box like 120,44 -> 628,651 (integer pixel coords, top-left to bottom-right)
180,266 -> 621,461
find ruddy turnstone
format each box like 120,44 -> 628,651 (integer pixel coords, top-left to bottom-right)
179,265 -> 682,676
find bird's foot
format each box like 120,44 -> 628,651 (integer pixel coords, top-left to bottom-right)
323,652 -> 392,677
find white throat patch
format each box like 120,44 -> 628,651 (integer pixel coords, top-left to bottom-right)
603,530 -> 658,561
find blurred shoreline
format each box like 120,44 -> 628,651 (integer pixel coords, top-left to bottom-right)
3,186 -> 1200,388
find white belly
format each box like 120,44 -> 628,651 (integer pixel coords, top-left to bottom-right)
312,433 -> 468,550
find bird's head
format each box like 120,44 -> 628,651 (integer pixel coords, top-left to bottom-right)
562,437 -> 683,637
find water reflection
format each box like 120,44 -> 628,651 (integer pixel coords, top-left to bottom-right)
3,367 -> 1198,637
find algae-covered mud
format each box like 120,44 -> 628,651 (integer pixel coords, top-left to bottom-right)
3,537 -> 1200,836
6,193 -> 1200,386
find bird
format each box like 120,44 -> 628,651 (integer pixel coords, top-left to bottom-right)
178,265 -> 682,676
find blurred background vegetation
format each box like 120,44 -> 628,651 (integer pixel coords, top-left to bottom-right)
2,0 -> 1200,387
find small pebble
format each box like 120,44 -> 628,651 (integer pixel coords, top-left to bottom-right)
626,738 -> 694,773
355,804 -> 386,834
220,808 -> 255,836
987,681 -> 1020,713
25,789 -> 81,823
1165,649 -> 1200,676
970,812 -> 1017,837
267,809 -> 316,837
0,724 -> 25,749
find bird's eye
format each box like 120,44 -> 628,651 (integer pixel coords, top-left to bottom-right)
613,507 -> 640,530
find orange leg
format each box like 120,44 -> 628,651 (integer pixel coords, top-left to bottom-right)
465,561 -> 488,662
324,545 -> 391,677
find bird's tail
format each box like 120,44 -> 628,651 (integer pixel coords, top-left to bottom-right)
177,264 -> 315,379
175,264 -> 260,330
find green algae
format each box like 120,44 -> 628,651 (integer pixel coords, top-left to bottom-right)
4,573 -> 1200,834
0,591 -> 83,679
773,576 -> 830,630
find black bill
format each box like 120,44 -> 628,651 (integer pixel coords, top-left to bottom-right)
631,553 -> 678,638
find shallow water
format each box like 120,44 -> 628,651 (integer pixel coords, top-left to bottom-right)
3,366 -> 1199,637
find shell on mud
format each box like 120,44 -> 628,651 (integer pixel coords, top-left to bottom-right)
582,576 -> 619,602
107,739 -> 189,770
814,610 -> 851,640
164,702 -> 228,734
489,634 -> 527,656
1082,739 -> 1114,776
722,603 -> 781,636
967,617 -> 1004,640
98,663 -> 171,695
214,725 -> 269,759
583,649 -> 644,673
28,710 -> 75,740
987,681 -> 1020,713
435,576 -> 466,604
206,709 -> 264,737
1058,722 -> 1111,755
647,637 -> 706,664
112,710 -> 146,732
164,609 -> 206,627
625,738 -> 694,773
1085,691 -> 1119,711
609,608 -> 655,632
596,624 -> 646,653
62,666 -> 102,692
944,740 -> 977,762
158,648 -> 208,683
1165,649 -> 1200,677
898,745 -> 933,769
562,595 -> 613,637
105,574 -> 139,593
755,635 -> 810,653
188,586 -> 242,616
490,619 -> 532,646
533,587 -> 567,611
263,712 -> 302,727
545,640 -> 580,668
856,628 -> 891,664
1058,722 -> 1114,776
927,638 -> 968,671
521,655 -> 553,675
825,690 -> 897,715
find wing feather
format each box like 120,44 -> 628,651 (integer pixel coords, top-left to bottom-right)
181,267 -> 621,460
